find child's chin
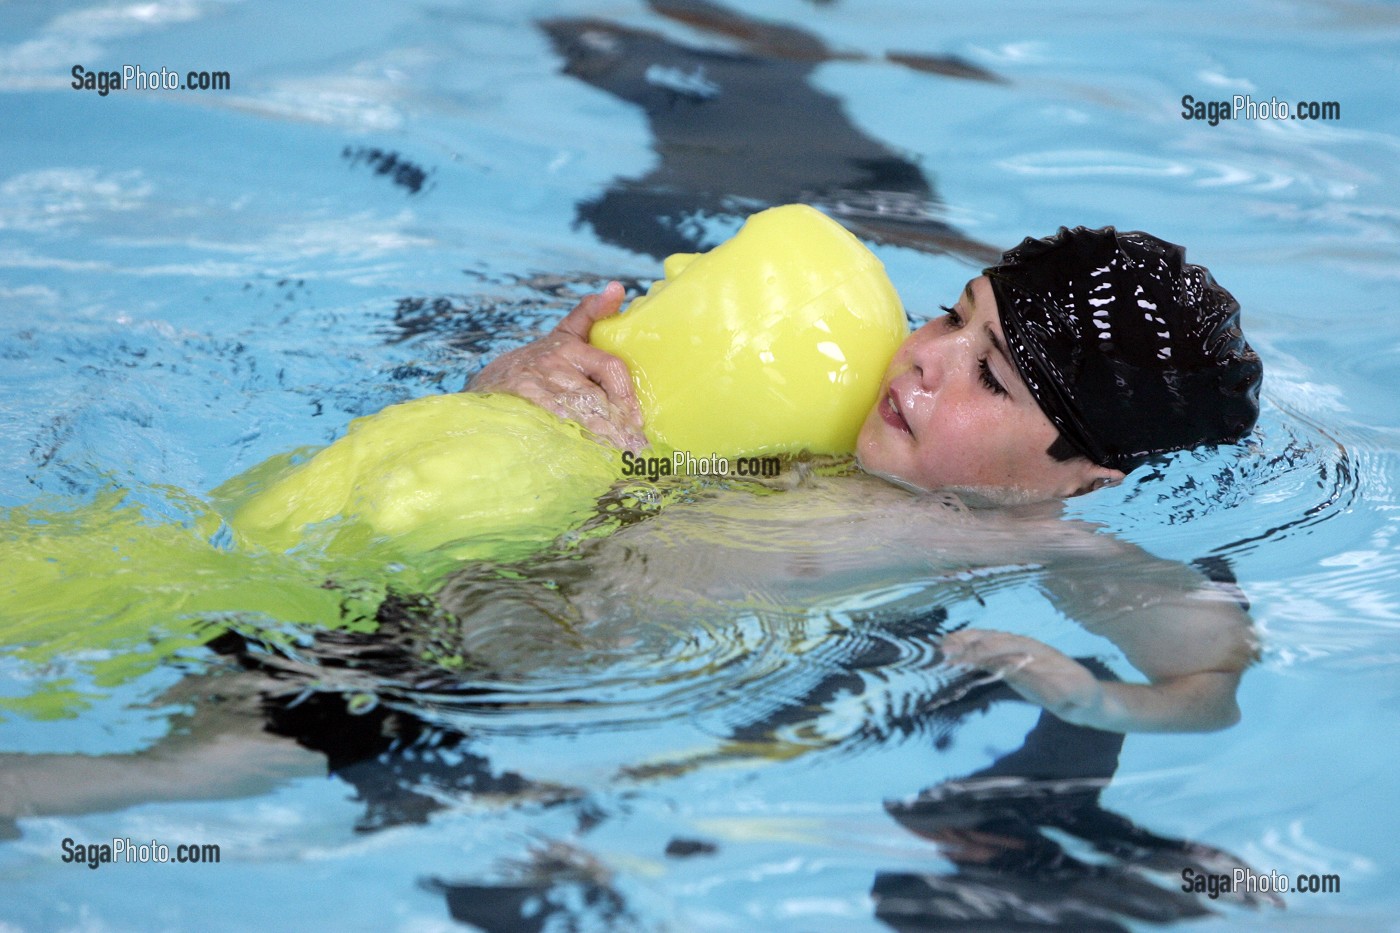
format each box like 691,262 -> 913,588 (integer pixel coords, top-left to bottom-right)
854,426 -> 884,471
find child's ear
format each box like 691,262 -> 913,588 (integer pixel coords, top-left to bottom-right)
1070,464 -> 1125,498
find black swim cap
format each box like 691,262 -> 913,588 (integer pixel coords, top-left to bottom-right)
984,226 -> 1262,473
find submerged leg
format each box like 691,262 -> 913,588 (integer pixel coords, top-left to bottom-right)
210,591 -> 582,833
0,663 -> 322,826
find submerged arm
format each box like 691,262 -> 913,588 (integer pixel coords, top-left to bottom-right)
944,527 -> 1257,734
942,628 -> 1242,733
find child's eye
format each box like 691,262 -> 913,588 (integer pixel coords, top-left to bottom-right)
978,358 -> 1008,396
939,304 -> 964,328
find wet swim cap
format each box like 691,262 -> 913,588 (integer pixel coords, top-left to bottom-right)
984,227 -> 1261,472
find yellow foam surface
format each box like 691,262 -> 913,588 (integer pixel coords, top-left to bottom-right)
232,204 -> 907,557
228,392 -> 618,561
592,203 -> 908,457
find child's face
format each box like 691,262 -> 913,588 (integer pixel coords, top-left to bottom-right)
856,276 -> 1120,503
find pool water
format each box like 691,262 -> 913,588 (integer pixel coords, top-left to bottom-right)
3,0 -> 1399,930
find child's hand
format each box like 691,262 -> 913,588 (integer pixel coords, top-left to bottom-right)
941,629 -> 1105,726
468,282 -> 647,451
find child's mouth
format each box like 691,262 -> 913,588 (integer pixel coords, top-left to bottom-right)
880,389 -> 912,435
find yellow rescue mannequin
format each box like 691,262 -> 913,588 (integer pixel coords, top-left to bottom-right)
229,205 -> 908,560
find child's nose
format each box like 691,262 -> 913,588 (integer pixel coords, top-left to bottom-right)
910,330 -> 955,392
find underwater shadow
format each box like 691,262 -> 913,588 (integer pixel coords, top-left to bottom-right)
213,597 -> 1278,931
540,0 -> 1000,264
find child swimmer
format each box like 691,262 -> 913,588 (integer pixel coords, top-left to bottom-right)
0,216 -> 1267,828
468,219 -> 1264,734
474,222 -> 1260,504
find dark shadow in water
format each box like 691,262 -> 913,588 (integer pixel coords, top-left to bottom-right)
422,841 -> 638,933
384,4 -> 1010,372
540,0 -> 1000,263
207,603 -> 573,834
863,559 -> 1278,930
872,677 -> 1267,931
381,271 -> 650,355
211,594 -> 1275,931
341,146 -> 436,196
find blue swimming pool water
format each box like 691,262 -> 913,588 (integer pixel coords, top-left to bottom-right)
3,1 -> 1399,930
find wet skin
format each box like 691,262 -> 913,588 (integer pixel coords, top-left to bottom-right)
856,275 -> 1123,505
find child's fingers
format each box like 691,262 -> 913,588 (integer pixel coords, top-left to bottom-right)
571,343 -> 642,431
555,281 -> 626,340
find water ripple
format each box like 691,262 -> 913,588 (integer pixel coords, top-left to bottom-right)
1077,400 -> 1362,559
226,579 -> 970,771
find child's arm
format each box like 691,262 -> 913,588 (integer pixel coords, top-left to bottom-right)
941,526 -> 1257,734
941,629 -> 1243,733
